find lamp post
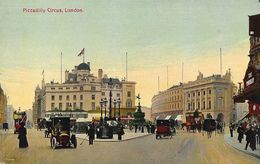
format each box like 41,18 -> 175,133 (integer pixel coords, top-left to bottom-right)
113,99 -> 117,119
103,97 -> 108,121
69,103 -> 72,118
117,98 -> 121,121
108,78 -> 113,119
100,99 -> 103,124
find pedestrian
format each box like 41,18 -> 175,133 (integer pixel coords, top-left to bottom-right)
18,122 -> 28,148
250,127 -> 256,151
151,124 -> 155,133
146,124 -> 150,133
117,124 -> 124,140
229,123 -> 234,137
245,127 -> 253,150
134,124 -> 137,133
256,126 -> 260,145
88,124 -> 95,145
141,126 -> 144,133
237,124 -> 244,143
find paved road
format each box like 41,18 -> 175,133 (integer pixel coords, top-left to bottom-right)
0,129 -> 259,164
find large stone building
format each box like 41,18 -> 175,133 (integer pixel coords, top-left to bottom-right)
33,62 -> 136,122
151,70 -> 237,123
0,85 -> 7,125
151,83 -> 184,120
183,71 -> 237,123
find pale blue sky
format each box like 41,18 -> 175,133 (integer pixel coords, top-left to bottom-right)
0,0 -> 259,109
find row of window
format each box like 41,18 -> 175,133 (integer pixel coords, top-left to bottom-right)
169,103 -> 181,109
101,92 -> 121,97
51,102 -> 96,110
187,101 -> 211,110
51,95 -> 95,101
50,86 -> 96,91
187,90 -> 211,98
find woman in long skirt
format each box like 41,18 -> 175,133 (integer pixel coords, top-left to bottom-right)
18,122 -> 28,148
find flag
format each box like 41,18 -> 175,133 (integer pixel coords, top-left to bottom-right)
249,14 -> 260,37
78,48 -> 85,56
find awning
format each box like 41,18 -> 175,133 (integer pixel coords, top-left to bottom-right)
238,111 -> 250,123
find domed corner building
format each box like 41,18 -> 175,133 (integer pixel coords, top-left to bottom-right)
32,61 -> 136,122
233,14 -> 260,125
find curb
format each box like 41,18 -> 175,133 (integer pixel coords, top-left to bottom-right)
77,133 -> 153,142
224,135 -> 260,160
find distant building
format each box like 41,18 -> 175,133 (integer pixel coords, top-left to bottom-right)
142,106 -> 152,121
183,71 -> 236,123
0,85 -> 7,125
151,84 -> 183,121
151,70 -> 237,123
6,105 -> 15,129
33,62 -> 136,121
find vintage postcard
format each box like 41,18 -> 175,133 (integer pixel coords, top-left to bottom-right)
0,0 -> 260,164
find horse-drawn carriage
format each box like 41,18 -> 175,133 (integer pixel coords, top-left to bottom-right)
156,119 -> 176,139
185,112 -> 203,132
50,116 -> 77,149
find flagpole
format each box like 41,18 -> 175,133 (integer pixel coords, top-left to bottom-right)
61,52 -> 62,84
126,52 -> 128,81
83,51 -> 85,63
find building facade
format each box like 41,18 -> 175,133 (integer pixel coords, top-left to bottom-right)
183,71 -> 236,123
0,85 -> 7,125
33,62 -> 136,120
151,84 -> 184,120
151,71 -> 237,123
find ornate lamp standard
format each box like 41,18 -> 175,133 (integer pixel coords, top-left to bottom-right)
100,99 -> 104,124
103,97 -> 108,121
113,99 -> 117,119
117,98 -> 121,121
69,103 -> 72,118
108,78 -> 113,119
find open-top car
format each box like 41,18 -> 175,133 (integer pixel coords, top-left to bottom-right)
50,116 -> 77,149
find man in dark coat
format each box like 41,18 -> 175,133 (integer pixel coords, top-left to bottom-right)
88,124 -> 95,145
245,127 -> 253,150
229,123 -> 234,137
18,122 -> 28,148
250,127 -> 256,151
237,124 -> 244,143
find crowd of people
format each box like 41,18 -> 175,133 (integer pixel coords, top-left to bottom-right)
231,121 -> 260,151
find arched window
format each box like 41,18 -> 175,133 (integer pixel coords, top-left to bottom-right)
126,99 -> 132,108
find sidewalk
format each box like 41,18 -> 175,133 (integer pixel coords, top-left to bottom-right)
0,129 -> 14,135
76,129 -> 153,142
224,133 -> 260,159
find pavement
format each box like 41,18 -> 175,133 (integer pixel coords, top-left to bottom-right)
0,129 -> 14,135
224,132 -> 260,159
76,129 -> 153,142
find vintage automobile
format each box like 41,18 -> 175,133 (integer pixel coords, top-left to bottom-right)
155,119 -> 175,139
50,116 -> 77,149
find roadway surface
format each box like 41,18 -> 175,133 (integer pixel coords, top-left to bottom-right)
0,129 -> 259,164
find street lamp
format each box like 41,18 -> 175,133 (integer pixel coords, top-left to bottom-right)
69,103 -> 72,118
100,99 -> 104,124
103,97 -> 108,120
108,78 -> 113,119
113,99 -> 117,119
117,98 -> 121,121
